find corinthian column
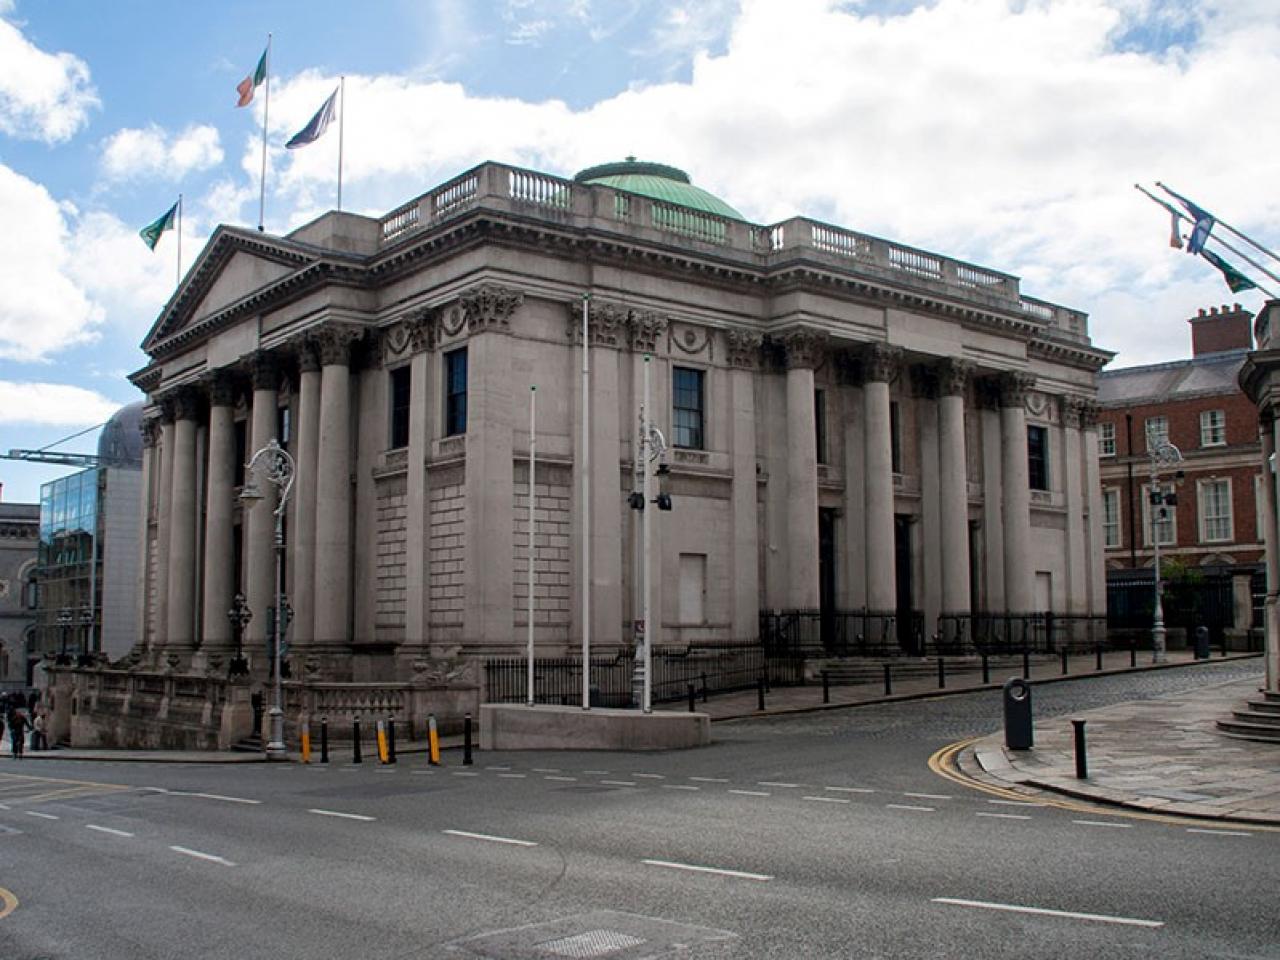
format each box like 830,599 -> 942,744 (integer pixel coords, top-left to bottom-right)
727,330 -> 762,637
200,373 -> 237,656
291,341 -> 321,650
244,352 -> 279,653
136,417 -> 161,658
151,406 -> 175,661
864,344 -> 901,614
784,329 -> 824,610
166,388 -> 199,657
314,326 -> 360,647
937,359 -> 971,622
1000,372 -> 1035,613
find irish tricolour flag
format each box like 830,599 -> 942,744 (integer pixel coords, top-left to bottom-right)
236,47 -> 268,107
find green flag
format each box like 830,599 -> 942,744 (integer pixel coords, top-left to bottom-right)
139,201 -> 178,251
1199,248 -> 1258,294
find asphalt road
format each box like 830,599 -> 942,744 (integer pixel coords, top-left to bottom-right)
1,661 -> 1276,960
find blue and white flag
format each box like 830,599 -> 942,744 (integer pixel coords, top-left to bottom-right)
285,87 -> 338,149
1161,184 -> 1215,255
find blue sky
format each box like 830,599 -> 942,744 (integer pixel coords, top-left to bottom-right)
2,0 -> 1278,503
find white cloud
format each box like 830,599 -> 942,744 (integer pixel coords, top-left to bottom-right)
0,380 -> 120,425
101,123 -> 224,181
0,15 -> 98,143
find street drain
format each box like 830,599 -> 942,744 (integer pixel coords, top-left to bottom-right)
537,930 -> 647,957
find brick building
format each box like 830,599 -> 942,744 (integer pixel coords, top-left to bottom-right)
1097,304 -> 1262,642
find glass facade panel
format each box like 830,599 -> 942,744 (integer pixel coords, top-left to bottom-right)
37,468 -> 102,658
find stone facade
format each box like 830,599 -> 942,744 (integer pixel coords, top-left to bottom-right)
57,160 -> 1112,746
0,503 -> 38,692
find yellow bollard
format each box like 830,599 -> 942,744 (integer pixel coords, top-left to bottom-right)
376,720 -> 389,764
301,720 -> 311,764
428,713 -> 441,766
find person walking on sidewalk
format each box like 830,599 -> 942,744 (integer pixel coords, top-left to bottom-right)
31,708 -> 47,752
8,706 -> 28,759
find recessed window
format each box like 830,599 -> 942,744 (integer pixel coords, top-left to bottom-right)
1027,424 -> 1049,491
389,365 -> 411,450
1200,409 -> 1226,447
814,388 -> 827,465
1103,488 -> 1120,548
672,367 -> 705,450
1199,479 -> 1232,542
1099,421 -> 1115,457
444,348 -> 468,437
1145,416 -> 1168,451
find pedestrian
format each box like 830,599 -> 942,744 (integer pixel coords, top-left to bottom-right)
8,707 -> 27,760
32,708 -> 47,752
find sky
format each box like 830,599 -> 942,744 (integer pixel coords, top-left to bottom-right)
2,0 -> 1278,504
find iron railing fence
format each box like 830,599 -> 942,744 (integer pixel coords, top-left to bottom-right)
934,613 -> 1110,655
1106,575 -> 1236,632
759,609 -> 926,658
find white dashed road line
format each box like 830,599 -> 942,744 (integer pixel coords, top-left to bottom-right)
1072,819 -> 1132,829
663,785 -> 701,791
544,775 -> 578,782
642,859 -> 773,882
887,804 -> 935,813
443,829 -> 538,847
976,812 -> 1032,821
932,897 -> 1163,928
803,795 -> 849,804
632,773 -> 665,780
757,781 -> 801,789
86,824 -> 135,837
531,768 -> 560,774
825,786 -> 875,794
1186,828 -> 1252,837
728,789 -> 770,797
904,792 -> 952,801
170,845 -> 237,867
308,808 -> 376,822
25,811 -> 58,820
689,777 -> 728,783
497,773 -> 527,779
601,780 -> 637,787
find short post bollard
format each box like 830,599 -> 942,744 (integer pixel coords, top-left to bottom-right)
883,663 -> 892,696
1022,649 -> 1030,679
822,670 -> 830,704
981,653 -> 989,685
937,656 -> 946,689
757,676 -> 766,711
320,715 -> 330,764
375,719 -> 389,764
1003,678 -> 1033,750
300,719 -> 311,764
463,712 -> 473,766
688,683 -> 697,713
352,715 -> 363,764
1060,647 -> 1069,676
428,713 -> 441,766
1095,644 -> 1103,672
1072,719 -> 1088,779
387,717 -> 397,764
1130,643 -> 1137,668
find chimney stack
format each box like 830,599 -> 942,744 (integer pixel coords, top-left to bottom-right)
1189,303 -> 1254,357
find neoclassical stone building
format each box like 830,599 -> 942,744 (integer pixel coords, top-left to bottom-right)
69,160 -> 1112,744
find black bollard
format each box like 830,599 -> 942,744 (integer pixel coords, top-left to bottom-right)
883,663 -> 892,696
320,715 -> 330,764
1130,643 -> 1137,668
937,656 -> 946,689
1072,719 -> 1088,779
352,716 -> 363,764
1095,644 -> 1103,672
757,676 -> 766,711
822,670 -> 830,704
688,683 -> 697,713
1022,649 -> 1030,679
1060,648 -> 1068,676
463,712 -> 474,766
387,717 -> 397,764
981,652 -> 990,685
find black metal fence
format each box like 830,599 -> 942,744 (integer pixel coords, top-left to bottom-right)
1107,574 -> 1236,634
759,609 -> 925,658
934,613 -> 1109,655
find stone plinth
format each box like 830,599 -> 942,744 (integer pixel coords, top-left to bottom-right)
480,703 -> 710,751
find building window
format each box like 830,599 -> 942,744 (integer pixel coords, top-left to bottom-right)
389,365 -> 411,450
1103,488 -> 1120,548
1027,424 -> 1049,491
814,388 -> 827,465
1200,409 -> 1226,447
672,366 -> 705,449
1145,416 -> 1168,451
890,401 -> 902,474
1142,484 -> 1176,546
1099,421 -> 1115,457
444,348 -> 468,437
1199,478 -> 1233,542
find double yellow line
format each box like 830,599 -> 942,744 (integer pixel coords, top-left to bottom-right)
0,887 -> 17,920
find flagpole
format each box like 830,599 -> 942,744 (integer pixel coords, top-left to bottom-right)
1157,182 -> 1280,267
337,76 -> 345,212
176,193 -> 183,286
527,384 -> 536,708
1135,185 -> 1280,294
257,33 -> 272,232
581,292 -> 591,711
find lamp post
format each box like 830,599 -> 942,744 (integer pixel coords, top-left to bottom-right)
240,438 -> 295,760
1148,437 -> 1183,664
78,605 -> 94,665
226,592 -> 252,678
56,607 -> 73,665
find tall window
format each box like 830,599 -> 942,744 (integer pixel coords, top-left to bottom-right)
1199,479 -> 1233,542
1200,409 -> 1226,447
444,348 -> 468,437
814,388 -> 827,465
890,401 -> 902,474
1099,421 -> 1115,457
1102,488 -> 1120,548
672,366 -> 705,449
1145,416 -> 1168,451
1143,484 -> 1176,546
1027,424 -> 1049,491
389,365 -> 411,449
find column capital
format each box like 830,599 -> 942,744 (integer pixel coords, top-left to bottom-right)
204,370 -> 237,407
406,308 -> 438,353
863,343 -> 903,383
936,358 -> 971,396
628,309 -> 667,353
782,328 -> 827,370
569,298 -> 628,348
140,417 -> 162,448
293,338 -> 321,374
725,329 -> 764,370
166,386 -> 200,422
998,371 -> 1036,408
313,324 -> 363,367
1062,396 -> 1100,429
462,283 -> 523,334
247,350 -> 280,391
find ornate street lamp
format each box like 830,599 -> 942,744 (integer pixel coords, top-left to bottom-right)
78,605 -> 94,665
226,592 -> 252,678
56,607 -> 73,665
240,438 -> 295,760
1148,437 -> 1183,664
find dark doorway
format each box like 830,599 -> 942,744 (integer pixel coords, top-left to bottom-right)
818,508 -> 838,653
894,514 -> 915,654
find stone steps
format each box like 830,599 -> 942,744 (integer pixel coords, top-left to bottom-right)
1217,695 -> 1280,743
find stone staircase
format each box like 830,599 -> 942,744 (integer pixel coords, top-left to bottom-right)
1217,690 -> 1280,743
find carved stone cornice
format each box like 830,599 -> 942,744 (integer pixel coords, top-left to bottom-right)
782,328 -> 827,370
936,358 -> 971,397
628,309 -> 667,353
725,329 -> 763,370
140,418 -> 162,448
314,325 -> 364,367
462,283 -> 523,334
247,350 -> 279,392
863,343 -> 903,384
205,371 -> 237,407
998,371 -> 1036,408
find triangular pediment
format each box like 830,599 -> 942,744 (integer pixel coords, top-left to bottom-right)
141,227 -> 318,354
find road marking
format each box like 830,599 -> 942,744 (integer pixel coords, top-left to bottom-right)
452,771 -> 480,777
25,811 -> 58,820
308,808 -> 376,822
531,768 -> 560,774
757,781 -> 800,788
583,769 -> 609,775
932,897 -> 1163,928
545,775 -> 578,782
689,777 -> 728,783
632,773 -> 665,779
904,792 -> 952,800
485,765 -> 511,771
443,829 -> 537,847
497,773 -> 527,779
170,845 -> 236,867
662,785 -> 700,792
86,824 -> 135,837
0,803 -> 9,810
1072,819 -> 1132,829
728,789 -> 770,797
0,887 -> 16,920
601,780 -> 637,787
976,812 -> 1032,821
825,786 -> 875,794
803,795 -> 849,804
1186,828 -> 1252,837
194,793 -> 261,805
411,770 -> 434,776
642,859 -> 772,882
987,799 -> 1044,807
887,804 -> 935,813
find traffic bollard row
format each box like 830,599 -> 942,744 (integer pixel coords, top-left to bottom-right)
463,712 -> 473,766
352,716 -> 363,764
320,716 -> 330,764
428,713 -> 441,766
1072,719 -> 1088,779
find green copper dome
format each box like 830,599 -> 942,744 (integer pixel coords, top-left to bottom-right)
574,158 -> 744,220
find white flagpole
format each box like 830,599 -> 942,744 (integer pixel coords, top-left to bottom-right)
581,292 -> 591,710
257,33 -> 272,232
528,385 -> 536,707
176,194 -> 183,286
1156,181 -> 1280,267
337,76 -> 345,212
